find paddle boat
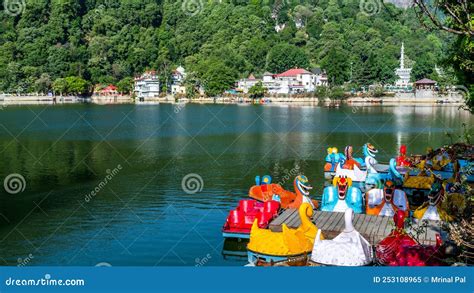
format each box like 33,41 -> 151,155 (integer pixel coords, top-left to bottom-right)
324,147 -> 346,180
249,175 -> 318,209
334,143 -> 391,190
413,180 -> 452,222
391,158 -> 437,206
393,145 -> 474,183
366,180 -> 409,217
321,176 -> 364,214
396,145 -> 411,167
376,210 -> 444,266
222,199 -> 281,239
441,178 -> 468,221
247,203 -> 323,264
342,145 -> 363,170
311,208 -> 373,266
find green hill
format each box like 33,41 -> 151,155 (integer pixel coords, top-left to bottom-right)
0,0 -> 455,95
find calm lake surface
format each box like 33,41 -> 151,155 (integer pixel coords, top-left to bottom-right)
0,103 -> 472,266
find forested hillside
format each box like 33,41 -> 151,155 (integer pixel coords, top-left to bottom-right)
0,0 -> 455,95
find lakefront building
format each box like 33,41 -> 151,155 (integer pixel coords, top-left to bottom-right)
395,42 -> 412,88
134,71 -> 160,101
237,74 -> 260,94
237,68 -> 328,95
171,66 -> 187,95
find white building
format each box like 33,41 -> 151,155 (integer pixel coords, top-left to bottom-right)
236,68 -> 328,95
395,43 -> 412,88
265,68 -> 317,94
237,74 -> 261,94
134,71 -> 160,101
171,66 -> 187,95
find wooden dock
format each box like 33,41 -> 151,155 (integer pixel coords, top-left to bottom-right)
269,209 -> 444,245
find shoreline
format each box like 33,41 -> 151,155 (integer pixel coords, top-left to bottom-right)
0,95 -> 465,107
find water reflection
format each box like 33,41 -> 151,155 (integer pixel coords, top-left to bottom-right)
0,104 -> 471,266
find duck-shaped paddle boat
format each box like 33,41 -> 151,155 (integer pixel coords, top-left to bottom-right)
247,203 -> 323,264
376,210 -> 444,266
249,175 -> 295,207
334,143 -> 390,190
311,208 -> 373,266
413,180 -> 451,222
324,147 -> 346,180
366,180 -> 409,217
249,175 -> 318,209
222,199 -> 281,239
321,176 -> 363,214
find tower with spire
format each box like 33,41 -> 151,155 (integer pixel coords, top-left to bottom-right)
395,42 -> 412,88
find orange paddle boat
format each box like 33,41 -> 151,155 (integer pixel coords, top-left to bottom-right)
249,175 -> 318,209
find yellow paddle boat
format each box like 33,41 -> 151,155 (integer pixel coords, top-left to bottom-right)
413,180 -> 452,222
247,203 -> 323,264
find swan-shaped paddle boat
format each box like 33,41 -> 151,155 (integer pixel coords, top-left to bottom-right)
413,180 -> 451,222
321,176 -> 363,214
376,210 -> 444,266
222,199 -> 281,239
247,203 -> 323,263
324,147 -> 346,179
342,146 -> 362,170
311,208 -> 373,266
249,175 -> 318,209
366,180 -> 409,217
334,143 -> 391,189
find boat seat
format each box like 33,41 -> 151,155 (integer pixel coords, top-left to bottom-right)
239,200 -> 256,213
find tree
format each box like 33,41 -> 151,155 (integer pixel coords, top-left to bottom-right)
248,81 -> 266,99
413,0 -> 473,112
411,53 -> 436,81
65,76 -> 89,95
329,86 -> 346,100
200,60 -> 238,97
34,73 -> 52,94
117,77 -> 134,95
266,43 -> 310,73
52,78 -> 68,96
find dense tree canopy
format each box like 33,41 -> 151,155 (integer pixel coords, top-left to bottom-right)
0,0 -> 458,95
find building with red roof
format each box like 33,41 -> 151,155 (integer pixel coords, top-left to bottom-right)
236,67 -> 328,95
94,84 -> 118,96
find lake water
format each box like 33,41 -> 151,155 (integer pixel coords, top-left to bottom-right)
0,104 -> 472,266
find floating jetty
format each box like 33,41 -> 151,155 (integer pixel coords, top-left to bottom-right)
269,209 -> 444,246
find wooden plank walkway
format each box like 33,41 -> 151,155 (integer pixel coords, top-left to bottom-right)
269,209 -> 443,245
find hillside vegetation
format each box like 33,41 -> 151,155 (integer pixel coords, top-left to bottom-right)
0,0 -> 455,95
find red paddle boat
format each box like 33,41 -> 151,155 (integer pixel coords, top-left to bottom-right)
222,199 -> 280,239
375,210 -> 444,266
